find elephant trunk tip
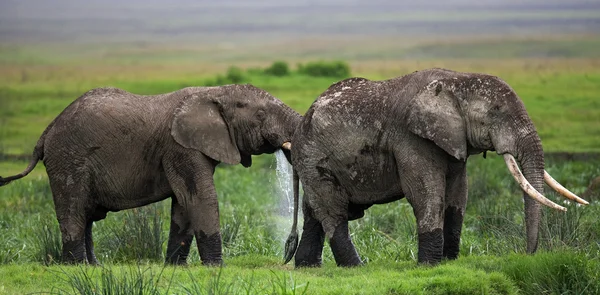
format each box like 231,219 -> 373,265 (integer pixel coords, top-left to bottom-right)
283,230 -> 299,264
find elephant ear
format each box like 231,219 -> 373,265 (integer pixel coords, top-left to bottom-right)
171,93 -> 241,165
407,80 -> 468,161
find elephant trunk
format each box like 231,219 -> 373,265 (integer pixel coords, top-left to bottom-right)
516,133 -> 545,253
283,104 -> 302,140
279,104 -> 302,164
500,122 -> 587,253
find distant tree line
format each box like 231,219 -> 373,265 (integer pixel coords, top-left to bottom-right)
204,60 -> 351,86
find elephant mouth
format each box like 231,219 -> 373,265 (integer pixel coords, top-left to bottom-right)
252,139 -> 289,155
252,137 -> 293,164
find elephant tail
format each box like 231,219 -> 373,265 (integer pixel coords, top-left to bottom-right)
283,168 -> 300,264
0,121 -> 51,187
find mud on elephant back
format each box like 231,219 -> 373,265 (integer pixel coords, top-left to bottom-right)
0,84 -> 302,265
283,67 -> 589,267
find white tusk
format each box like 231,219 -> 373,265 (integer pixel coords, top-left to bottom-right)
503,154 -> 567,212
544,171 -> 589,205
282,142 -> 292,150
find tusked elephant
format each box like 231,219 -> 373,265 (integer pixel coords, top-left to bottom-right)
0,84 -> 301,265
283,68 -> 588,267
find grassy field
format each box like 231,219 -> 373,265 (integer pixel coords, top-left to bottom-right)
1,36 -> 600,294
1,155 -> 599,294
1,55 -> 599,156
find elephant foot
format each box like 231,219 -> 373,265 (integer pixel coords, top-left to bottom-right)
62,256 -> 87,265
295,257 -> 322,268
165,256 -> 189,266
87,257 -> 101,266
202,259 -> 224,267
294,217 -> 325,268
165,234 -> 193,265
417,228 -> 444,265
330,223 -> 362,267
197,231 -> 223,266
442,206 -> 463,260
61,240 -> 87,264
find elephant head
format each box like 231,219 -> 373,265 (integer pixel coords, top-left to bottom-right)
171,84 -> 300,166
406,74 -> 588,253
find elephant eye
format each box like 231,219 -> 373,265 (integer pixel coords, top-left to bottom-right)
236,101 -> 248,108
256,109 -> 266,121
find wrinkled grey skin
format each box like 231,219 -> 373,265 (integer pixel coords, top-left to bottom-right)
0,84 -> 301,265
285,68 -> 545,266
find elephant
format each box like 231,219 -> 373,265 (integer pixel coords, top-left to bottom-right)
0,84 -> 301,265
283,68 -> 588,267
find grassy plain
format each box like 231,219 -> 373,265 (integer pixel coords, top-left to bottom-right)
1,36 -> 600,294
1,56 -> 599,156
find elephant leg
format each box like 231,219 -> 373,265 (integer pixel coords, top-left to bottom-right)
397,144 -> 448,265
401,169 -> 446,264
85,207 -> 107,266
295,197 -> 325,268
408,195 -> 445,264
164,151 -> 222,266
57,214 -> 87,264
306,180 -> 361,267
48,173 -> 90,264
166,197 -> 193,265
443,161 -> 467,260
84,220 -> 99,265
329,220 -> 361,267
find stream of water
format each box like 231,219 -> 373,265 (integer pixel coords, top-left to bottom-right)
274,149 -> 294,214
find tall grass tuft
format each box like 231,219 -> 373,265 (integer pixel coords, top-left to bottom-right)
54,265 -> 172,295
499,252 -> 600,295
0,218 -> 26,263
351,201 -> 418,263
98,203 -> 166,263
268,271 -> 310,295
179,267 -> 238,295
34,217 -> 62,265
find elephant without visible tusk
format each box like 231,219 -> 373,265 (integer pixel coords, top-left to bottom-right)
503,154 -> 589,212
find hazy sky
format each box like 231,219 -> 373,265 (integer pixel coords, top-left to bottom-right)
1,0 -> 598,43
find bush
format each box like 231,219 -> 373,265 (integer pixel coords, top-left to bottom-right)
204,66 -> 247,86
226,66 -> 245,84
297,60 -> 351,78
264,61 -> 290,77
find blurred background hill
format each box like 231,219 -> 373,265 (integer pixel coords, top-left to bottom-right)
2,0 -> 599,42
1,0 -> 599,62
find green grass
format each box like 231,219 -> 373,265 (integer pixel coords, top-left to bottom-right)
0,252 -> 597,294
0,154 -> 599,294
